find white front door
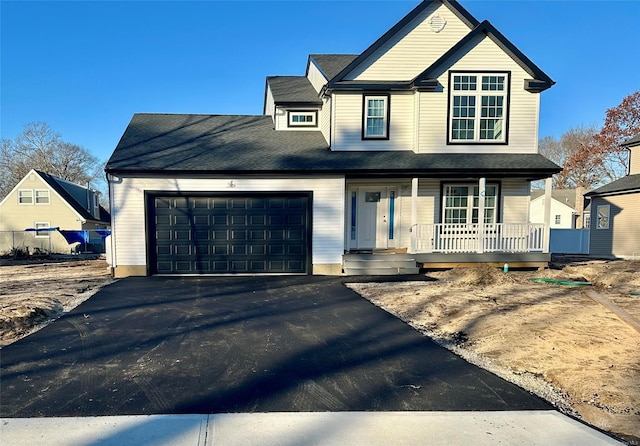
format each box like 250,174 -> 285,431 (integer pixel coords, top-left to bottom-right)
351,186 -> 398,250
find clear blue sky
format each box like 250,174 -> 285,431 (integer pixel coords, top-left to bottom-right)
2,1 -> 639,164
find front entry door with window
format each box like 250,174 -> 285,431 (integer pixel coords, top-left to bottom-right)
350,186 -> 398,250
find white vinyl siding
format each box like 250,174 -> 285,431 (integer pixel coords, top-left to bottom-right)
346,2 -> 472,81
320,96 -> 331,145
529,195 -> 575,229
417,37 -> 540,154
110,176 -> 345,269
264,84 -> 275,120
501,180 -> 530,224
333,93 -> 414,151
307,59 -> 328,93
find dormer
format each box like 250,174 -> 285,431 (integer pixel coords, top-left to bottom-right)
263,76 -> 323,131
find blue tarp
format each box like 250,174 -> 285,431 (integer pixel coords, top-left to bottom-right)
58,230 -> 90,245
94,229 -> 111,240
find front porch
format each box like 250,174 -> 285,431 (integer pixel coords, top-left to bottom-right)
342,222 -> 549,275
342,176 -> 555,275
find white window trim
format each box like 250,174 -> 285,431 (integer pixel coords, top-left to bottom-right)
362,94 -> 389,139
35,189 -> 50,205
597,205 -> 610,230
448,72 -> 509,144
287,110 -> 318,128
442,183 -> 499,224
554,214 -> 561,225
35,222 -> 51,238
18,189 -> 34,205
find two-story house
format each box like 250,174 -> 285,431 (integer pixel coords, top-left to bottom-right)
0,169 -> 110,254
105,0 -> 560,277
586,134 -> 640,259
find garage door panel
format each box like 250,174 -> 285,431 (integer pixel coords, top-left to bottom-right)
193,215 -> 210,225
150,194 -> 309,274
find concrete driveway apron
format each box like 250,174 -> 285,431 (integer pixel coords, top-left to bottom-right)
0,276 -> 552,417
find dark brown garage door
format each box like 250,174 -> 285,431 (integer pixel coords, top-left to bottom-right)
149,193 -> 311,274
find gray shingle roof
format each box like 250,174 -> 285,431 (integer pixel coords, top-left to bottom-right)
106,113 -> 560,179
35,170 -> 110,223
266,76 -> 322,105
530,188 -> 590,209
621,134 -> 640,147
586,174 -> 640,196
309,54 -> 358,81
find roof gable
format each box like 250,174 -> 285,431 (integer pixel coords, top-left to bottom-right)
329,0 -> 478,85
0,169 -> 109,223
414,20 -> 554,92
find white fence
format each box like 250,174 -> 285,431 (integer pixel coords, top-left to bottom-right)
415,223 -> 545,253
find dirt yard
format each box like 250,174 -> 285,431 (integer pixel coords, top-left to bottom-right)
349,258 -> 640,445
1,258 -> 638,443
0,259 -> 114,346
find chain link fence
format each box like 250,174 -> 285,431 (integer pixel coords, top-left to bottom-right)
0,230 -> 107,257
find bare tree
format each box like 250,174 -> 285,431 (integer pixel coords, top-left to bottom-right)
0,122 -> 105,200
538,125 -> 602,189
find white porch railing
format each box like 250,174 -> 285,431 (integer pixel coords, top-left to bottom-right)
415,223 -> 545,253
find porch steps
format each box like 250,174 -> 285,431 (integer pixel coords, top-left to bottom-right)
343,253 -> 420,276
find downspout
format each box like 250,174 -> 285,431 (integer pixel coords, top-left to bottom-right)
107,172 -> 117,275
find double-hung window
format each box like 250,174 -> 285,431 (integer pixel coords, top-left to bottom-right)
35,222 -> 51,238
18,189 -> 33,204
449,72 -> 509,143
363,95 -> 389,139
443,184 -> 498,224
35,190 -> 50,205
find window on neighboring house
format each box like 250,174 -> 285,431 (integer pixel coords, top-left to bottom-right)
555,215 -> 561,225
363,95 -> 389,139
288,110 -> 317,127
597,205 -> 610,229
583,214 -> 591,229
449,72 -> 509,143
443,184 -> 498,224
35,222 -> 50,238
35,189 -> 50,205
18,189 -> 33,204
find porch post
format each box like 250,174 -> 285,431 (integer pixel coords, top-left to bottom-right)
543,177 -> 553,253
410,177 -> 418,253
478,177 -> 486,253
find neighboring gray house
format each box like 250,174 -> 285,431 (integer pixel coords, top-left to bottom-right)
586,135 -> 640,259
0,169 -> 110,254
105,0 -> 560,277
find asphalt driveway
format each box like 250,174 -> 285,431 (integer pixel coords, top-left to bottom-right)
0,276 -> 551,416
